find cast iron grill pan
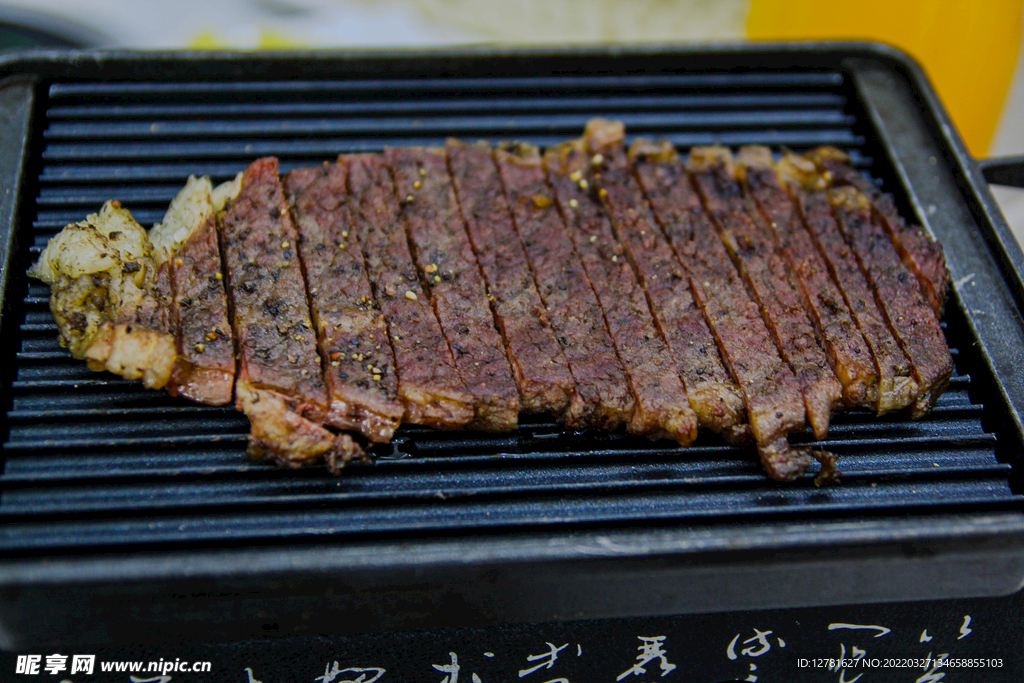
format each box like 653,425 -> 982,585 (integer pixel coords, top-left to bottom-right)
1,69 -> 1019,554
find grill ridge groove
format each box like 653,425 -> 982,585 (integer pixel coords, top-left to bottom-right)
46,72 -> 847,99
41,130 -> 865,162
43,110 -> 857,140
46,92 -> 848,120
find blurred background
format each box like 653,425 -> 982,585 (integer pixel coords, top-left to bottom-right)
3,0 -> 1024,241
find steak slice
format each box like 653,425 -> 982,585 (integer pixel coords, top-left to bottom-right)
629,139 -> 751,445
809,147 -> 949,317
217,157 -> 358,469
690,146 -> 842,441
496,142 -> 634,431
386,146 -> 520,432
546,131 -> 698,446
446,139 -> 574,415
777,153 -> 919,415
826,185 -> 953,417
649,147 -> 810,480
155,176 -> 235,406
737,146 -> 877,410
29,180 -> 237,406
284,161 -> 404,443
346,153 -> 475,429
236,380 -> 358,475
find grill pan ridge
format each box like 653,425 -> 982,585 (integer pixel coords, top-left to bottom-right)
1,44 -> 1024,648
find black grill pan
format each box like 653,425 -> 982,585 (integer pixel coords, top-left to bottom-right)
1,44 -> 1024,649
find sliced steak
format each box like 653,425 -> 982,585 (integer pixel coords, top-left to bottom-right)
826,185 -> 953,417
680,150 -> 811,480
808,147 -> 949,317
218,157 -> 358,468
737,146 -> 877,410
285,161 -> 404,443
546,131 -> 698,446
346,153 -> 475,429
629,139 -> 751,445
495,142 -> 634,431
30,179 -> 236,406
446,140 -> 574,415
690,146 -> 841,441
777,153 -> 919,415
386,146 -> 520,432
160,176 -> 234,406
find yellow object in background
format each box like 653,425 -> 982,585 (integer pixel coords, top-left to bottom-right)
188,29 -> 304,51
747,0 -> 1024,156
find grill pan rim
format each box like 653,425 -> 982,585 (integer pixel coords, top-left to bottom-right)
2,42 -> 1024,647
1,513 -> 1023,648
2,512 -> 1023,584
0,40 -> 954,78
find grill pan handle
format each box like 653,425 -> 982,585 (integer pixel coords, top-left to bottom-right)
979,155 -> 1024,188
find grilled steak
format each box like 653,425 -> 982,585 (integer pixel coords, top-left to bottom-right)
386,146 -> 520,432
628,139 -> 751,445
284,161 -> 404,443
737,146 -> 878,410
546,130 -> 698,446
346,153 -> 475,429
690,146 -> 842,441
808,147 -> 949,317
217,157 -> 358,469
826,185 -> 953,417
159,176 -> 235,406
446,140 -> 575,415
496,142 -> 635,431
684,151 -> 812,480
28,178 -> 238,405
30,119 -> 955,483
777,153 -> 919,415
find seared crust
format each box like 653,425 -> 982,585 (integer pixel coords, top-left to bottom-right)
236,379 -> 359,472
218,157 -> 351,465
807,147 -> 949,317
285,161 -> 404,442
684,152 -> 810,480
347,153 -> 474,429
690,146 -> 842,441
386,146 -> 520,432
628,139 -> 751,445
559,124 -> 698,445
496,142 -> 634,431
83,321 -> 177,389
446,140 -> 574,415
30,181 -> 237,405
780,153 -> 919,415
874,201 -> 949,317
827,186 -> 953,417
219,157 -> 326,417
627,139 -> 813,477
169,184 -> 234,406
738,146 -> 878,410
